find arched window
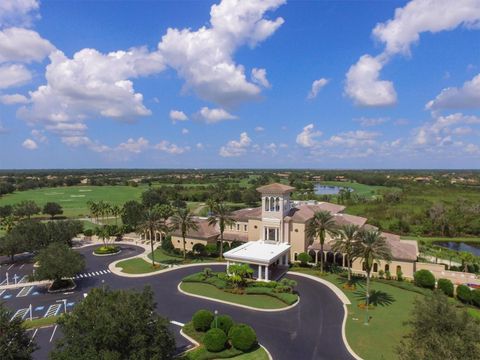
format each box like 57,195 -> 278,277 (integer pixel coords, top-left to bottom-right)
396,265 -> 402,274
385,264 -> 390,272
275,197 -> 280,211
270,197 -> 275,211
362,262 -> 366,271
373,263 -> 378,272
265,197 -> 269,211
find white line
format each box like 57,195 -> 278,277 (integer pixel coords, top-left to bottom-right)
95,272 -> 100,276
20,264 -> 25,269
170,320 -> 184,327
7,264 -> 14,270
0,289 -> 5,296
107,270 -> 111,273
88,273 -> 93,277
49,325 -> 58,343
30,328 -> 39,343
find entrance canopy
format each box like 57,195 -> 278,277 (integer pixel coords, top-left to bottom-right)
224,240 -> 291,266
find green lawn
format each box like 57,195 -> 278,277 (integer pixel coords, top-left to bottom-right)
23,315 -> 60,329
403,235 -> 480,244
180,282 -> 290,309
116,258 -> 165,274
148,248 -> 220,265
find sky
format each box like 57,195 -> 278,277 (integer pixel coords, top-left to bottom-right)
0,0 -> 479,169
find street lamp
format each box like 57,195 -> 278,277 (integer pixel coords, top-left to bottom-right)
214,310 -> 218,328
102,279 -> 105,291
56,299 -> 67,314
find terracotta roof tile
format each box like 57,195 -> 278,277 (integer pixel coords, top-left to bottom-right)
256,183 -> 295,194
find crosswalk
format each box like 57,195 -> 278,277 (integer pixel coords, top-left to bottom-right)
73,269 -> 111,279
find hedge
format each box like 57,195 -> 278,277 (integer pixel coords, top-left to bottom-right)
183,273 -> 228,289
456,285 -> 472,304
244,287 -> 298,305
210,314 -> 234,334
413,269 -> 435,289
228,324 -> 257,352
437,278 -> 454,297
203,328 -> 227,352
192,310 -> 214,332
93,245 -> 120,255
472,289 -> 480,308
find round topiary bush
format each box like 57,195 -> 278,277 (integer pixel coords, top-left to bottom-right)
456,284 -> 472,304
437,278 -> 454,297
228,324 -> 257,352
203,328 -> 227,352
297,252 -> 312,266
210,314 -> 234,334
472,289 -> 480,308
192,310 -> 214,331
414,269 -> 435,289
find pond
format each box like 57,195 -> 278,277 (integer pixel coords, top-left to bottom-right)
434,241 -> 480,256
314,184 -> 352,195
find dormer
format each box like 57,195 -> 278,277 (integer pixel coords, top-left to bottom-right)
256,183 -> 295,220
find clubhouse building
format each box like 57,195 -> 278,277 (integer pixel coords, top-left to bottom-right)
169,183 -> 420,281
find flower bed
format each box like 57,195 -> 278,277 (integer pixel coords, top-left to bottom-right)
93,245 -> 121,255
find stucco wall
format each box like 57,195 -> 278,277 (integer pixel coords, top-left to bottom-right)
289,222 -> 309,260
351,259 -> 416,279
247,219 -> 262,241
171,235 -> 209,252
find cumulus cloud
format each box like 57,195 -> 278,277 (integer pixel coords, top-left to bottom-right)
61,136 -> 110,153
219,131 -> 252,157
169,110 -> 188,123
0,27 -> 54,63
254,126 -> 264,132
296,124 -> 322,148
155,140 -> 189,154
251,68 -> 271,88
158,0 -> 285,107
0,93 -> 29,104
31,129 -> 47,143
181,128 -> 189,135
354,116 -> 388,127
22,138 -> 37,150
116,137 -> 149,154
345,0 -> 480,106
307,78 -> 329,99
323,130 -> 380,148
427,73 -> 480,110
0,64 -> 32,89
197,107 -> 237,124
0,0 -> 39,28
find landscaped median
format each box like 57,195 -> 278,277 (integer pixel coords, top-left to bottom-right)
179,267 -> 298,310
93,245 -> 121,256
115,258 -> 166,274
23,315 -> 60,329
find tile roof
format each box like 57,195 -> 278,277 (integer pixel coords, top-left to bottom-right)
286,203 -> 346,223
171,218 -> 219,240
231,207 -> 262,221
256,183 -> 295,194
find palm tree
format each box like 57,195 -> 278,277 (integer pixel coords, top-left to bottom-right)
0,215 -> 16,234
331,223 -> 359,283
87,201 -> 99,223
352,229 -> 392,325
137,207 -> 165,267
170,208 -> 198,260
110,204 -> 121,226
206,198 -> 217,216
208,202 -> 235,259
459,251 -> 475,272
306,210 -> 338,273
95,226 -> 111,247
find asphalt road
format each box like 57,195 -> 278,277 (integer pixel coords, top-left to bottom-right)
2,244 -> 355,360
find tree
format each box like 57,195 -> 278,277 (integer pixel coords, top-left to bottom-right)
306,210 -> 338,273
87,200 -> 100,223
121,200 -> 145,230
137,206 -> 167,266
397,291 -> 480,360
228,263 -> 253,288
352,229 -> 392,324
35,243 -> 85,288
0,215 -> 16,234
459,251 -> 475,272
0,303 -> 38,359
141,187 -> 169,209
110,204 -> 121,226
208,202 -> 234,259
0,205 -> 13,219
43,202 -> 63,220
170,207 -> 198,260
0,233 -> 26,263
331,223 -> 359,283
50,287 -> 176,360
14,200 -> 40,219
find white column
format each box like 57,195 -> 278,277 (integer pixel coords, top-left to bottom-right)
258,265 -> 262,280
284,253 -> 288,265
315,250 -> 319,264
265,265 -> 269,281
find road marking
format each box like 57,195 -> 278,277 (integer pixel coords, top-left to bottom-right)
63,291 -> 74,295
95,272 -> 100,276
20,264 -> 25,269
67,302 -> 74,307
107,269 -> 111,273
7,264 -> 14,270
44,304 -> 61,318
18,275 -> 28,284
0,289 -> 5,297
11,308 -> 29,321
0,278 -> 7,285
29,328 -> 39,344
16,286 -> 34,297
49,325 -> 58,342
35,306 -> 45,311
170,320 -> 185,327
3,294 -> 12,299
32,291 -> 39,296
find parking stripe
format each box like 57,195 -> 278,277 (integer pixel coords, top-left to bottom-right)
50,325 -> 58,342
0,289 -> 5,297
11,308 -> 29,321
16,286 -> 34,297
44,304 -> 61,318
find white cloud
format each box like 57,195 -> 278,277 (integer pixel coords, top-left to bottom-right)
296,124 -> 322,148
427,73 -> 480,110
345,55 -> 396,107
45,122 -> 87,136
219,131 -> 252,157
31,129 -> 47,143
155,140 -> 189,154
0,120 -> 7,134
0,93 -> 29,104
254,126 -> 264,132
196,142 -> 204,150
181,128 -> 189,135
61,136 -> 110,153
158,0 -> 285,107
354,116 -> 388,127
169,109 -> 188,123
0,64 -> 31,89
0,0 -> 39,28
0,27 -> 54,63
197,107 -> 237,124
116,137 -> 149,154
251,68 -> 271,88
307,78 -> 329,99
22,138 -> 37,150
324,130 -> 380,148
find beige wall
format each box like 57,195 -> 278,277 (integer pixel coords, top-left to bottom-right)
247,219 -> 262,241
415,262 -> 445,273
351,258 -> 416,279
171,235 -> 210,252
289,222 -> 309,260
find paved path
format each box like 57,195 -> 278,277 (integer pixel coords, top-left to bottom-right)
3,243 -> 357,360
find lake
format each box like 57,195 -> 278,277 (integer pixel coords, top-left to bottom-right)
434,241 -> 480,256
314,184 -> 351,195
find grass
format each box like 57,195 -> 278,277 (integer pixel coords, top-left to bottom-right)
148,248 -> 220,265
23,315 -> 60,329
116,258 -> 165,274
403,235 -> 480,244
180,282 -> 290,309
467,307 -> 480,320
94,245 -> 120,255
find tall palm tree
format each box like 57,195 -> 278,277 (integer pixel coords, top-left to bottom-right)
110,204 -> 121,226
206,198 -> 217,216
352,229 -> 392,325
208,202 -> 235,259
306,210 -> 338,273
170,208 -> 198,260
331,223 -> 359,283
87,201 -> 99,223
137,206 -> 165,267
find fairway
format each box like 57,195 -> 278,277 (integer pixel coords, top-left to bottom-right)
0,185 -> 147,217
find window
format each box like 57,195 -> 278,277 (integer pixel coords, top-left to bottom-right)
270,196 -> 275,211
264,227 -> 278,241
294,228 -> 298,233
236,224 -> 240,231
373,263 -> 378,272
265,197 -> 269,211
385,264 -> 390,272
294,252 -> 298,261
244,224 -> 247,231
275,197 -> 280,211
254,225 -> 258,229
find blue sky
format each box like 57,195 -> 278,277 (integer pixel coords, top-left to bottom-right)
0,0 -> 479,169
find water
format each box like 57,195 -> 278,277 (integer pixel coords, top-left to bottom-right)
434,241 -> 480,256
314,184 -> 351,195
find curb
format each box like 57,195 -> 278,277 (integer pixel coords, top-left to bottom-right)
0,280 -> 51,291
92,249 -> 122,257
177,282 -> 299,312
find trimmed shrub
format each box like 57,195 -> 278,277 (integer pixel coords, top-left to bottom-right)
203,328 -> 227,352
210,314 -> 234,334
228,324 -> 257,352
192,310 -> 214,331
297,252 -> 311,266
437,278 -> 454,297
456,285 -> 472,304
414,270 -> 435,289
472,289 -> 480,308
161,236 -> 174,252
84,229 -> 94,237
205,244 -> 218,257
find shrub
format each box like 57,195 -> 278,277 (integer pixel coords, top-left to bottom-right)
297,252 -> 311,266
192,310 -> 214,331
472,289 -> 480,308
414,270 -> 435,289
385,270 -> 391,280
378,269 -> 384,279
161,236 -> 174,252
203,268 -> 212,278
94,245 -> 120,255
228,324 -> 257,352
456,285 -> 472,304
437,278 -> 454,297
278,278 -> 297,293
203,328 -> 227,352
192,243 -> 206,256
210,314 -> 234,334
396,269 -> 404,282
84,229 -> 94,237
205,244 -> 218,257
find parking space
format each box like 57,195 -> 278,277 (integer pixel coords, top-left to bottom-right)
10,307 -> 30,321
27,325 -> 63,359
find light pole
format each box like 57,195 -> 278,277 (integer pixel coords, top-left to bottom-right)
5,272 -> 8,286
29,304 -> 32,321
56,299 -> 67,314
101,279 -> 105,291
214,310 -> 218,328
